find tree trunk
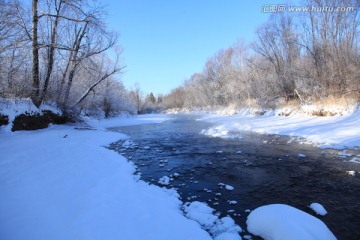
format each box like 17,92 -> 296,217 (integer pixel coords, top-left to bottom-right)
31,0 -> 40,107
62,23 -> 88,106
39,1 -> 62,103
72,69 -> 118,108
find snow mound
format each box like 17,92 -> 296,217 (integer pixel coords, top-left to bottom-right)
247,204 -> 336,240
0,98 -> 62,132
183,201 -> 242,240
309,203 -> 328,216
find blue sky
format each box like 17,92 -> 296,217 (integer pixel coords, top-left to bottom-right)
106,1 -> 280,95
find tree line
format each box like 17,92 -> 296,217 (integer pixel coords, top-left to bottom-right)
163,0 -> 360,110
0,0 -> 140,117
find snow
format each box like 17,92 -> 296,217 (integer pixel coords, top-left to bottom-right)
218,182 -> 234,190
228,200 -> 238,205
0,98 -> 62,132
87,113 -> 171,130
199,107 -> 360,149
338,150 -> 352,157
225,185 -> 234,191
309,203 -> 328,216
183,201 -> 242,240
346,170 -> 356,176
158,176 -> 171,185
247,204 -> 336,240
0,113 -> 223,240
349,157 -> 360,163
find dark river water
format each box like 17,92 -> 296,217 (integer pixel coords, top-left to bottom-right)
108,114 -> 360,240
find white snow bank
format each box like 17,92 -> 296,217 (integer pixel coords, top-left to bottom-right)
87,113 -> 171,130
309,203 -> 328,216
0,98 -> 62,132
200,107 -> 360,149
247,204 -> 336,240
183,201 -> 242,240
0,125 -> 213,240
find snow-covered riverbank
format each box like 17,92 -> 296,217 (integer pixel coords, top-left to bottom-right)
199,107 -> 360,149
1,107 -> 341,240
0,114 -> 243,240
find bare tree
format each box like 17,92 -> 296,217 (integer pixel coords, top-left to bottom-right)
71,54 -> 124,108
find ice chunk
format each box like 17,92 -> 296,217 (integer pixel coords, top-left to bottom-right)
309,203 -> 328,216
183,202 -> 242,240
158,176 -> 170,185
346,170 -> 355,176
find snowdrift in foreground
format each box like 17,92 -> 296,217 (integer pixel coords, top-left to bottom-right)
199,107 -> 360,149
0,116 -> 221,240
247,204 -> 336,240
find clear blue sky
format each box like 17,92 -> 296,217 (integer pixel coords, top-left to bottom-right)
105,1 -> 280,95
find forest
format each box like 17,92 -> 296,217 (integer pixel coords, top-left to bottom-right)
162,0 -> 360,111
1,0 -> 359,117
0,0 -> 142,117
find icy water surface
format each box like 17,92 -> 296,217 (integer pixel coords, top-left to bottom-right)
109,114 -> 360,239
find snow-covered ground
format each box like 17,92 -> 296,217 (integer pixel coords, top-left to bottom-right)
0,113 -> 244,240
1,100 -> 342,240
199,107 -> 360,149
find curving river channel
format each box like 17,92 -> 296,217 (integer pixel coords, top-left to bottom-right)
109,114 -> 360,240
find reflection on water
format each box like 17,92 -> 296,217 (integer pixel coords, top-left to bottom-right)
108,115 -> 360,239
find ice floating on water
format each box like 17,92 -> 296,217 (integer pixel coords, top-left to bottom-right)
183,201 -> 242,240
218,183 -> 234,191
309,203 -> 328,216
228,200 -> 237,205
338,150 -> 353,157
349,157 -> 360,163
158,176 -> 171,185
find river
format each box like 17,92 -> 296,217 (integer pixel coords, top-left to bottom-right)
109,114 -> 360,239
